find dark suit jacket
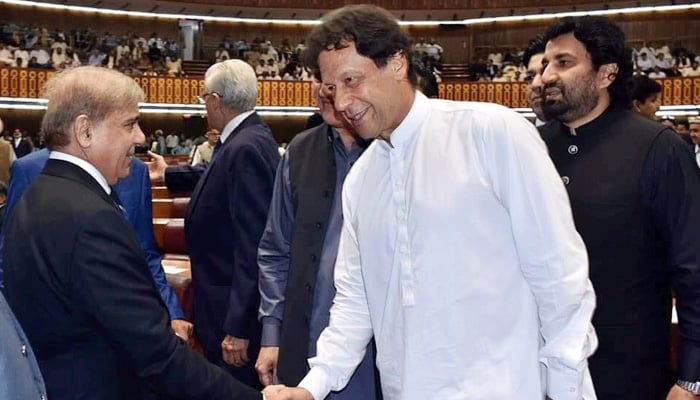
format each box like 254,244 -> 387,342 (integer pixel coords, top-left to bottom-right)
11,137 -> 32,159
0,149 -> 186,321
3,159 -> 261,400
185,112 -> 279,386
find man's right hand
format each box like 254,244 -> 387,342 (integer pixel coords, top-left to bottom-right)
262,386 -> 313,400
144,151 -> 167,183
255,346 -> 279,386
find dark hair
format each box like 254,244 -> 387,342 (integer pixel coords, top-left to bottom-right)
303,4 -> 416,86
543,16 -> 633,107
523,35 -> 546,67
676,119 -> 689,130
630,75 -> 661,103
413,56 -> 439,98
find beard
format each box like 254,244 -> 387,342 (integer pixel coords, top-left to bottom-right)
542,72 -> 600,124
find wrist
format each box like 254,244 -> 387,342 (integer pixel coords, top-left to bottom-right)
677,380 -> 700,396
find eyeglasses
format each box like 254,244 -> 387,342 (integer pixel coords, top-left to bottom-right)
197,91 -> 220,104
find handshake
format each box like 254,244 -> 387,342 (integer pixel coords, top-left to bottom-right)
262,386 -> 314,400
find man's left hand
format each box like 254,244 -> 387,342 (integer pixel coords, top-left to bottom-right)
222,334 -> 249,367
171,319 -> 193,341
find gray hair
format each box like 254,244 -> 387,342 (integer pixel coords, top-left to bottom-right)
41,66 -> 144,149
204,59 -> 258,112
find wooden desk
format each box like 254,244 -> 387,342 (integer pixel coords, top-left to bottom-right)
163,259 -> 192,321
153,218 -> 170,250
153,198 -> 173,219
152,186 -> 172,199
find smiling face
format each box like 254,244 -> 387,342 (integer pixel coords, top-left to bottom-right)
88,104 -> 144,185
541,33 -> 614,126
317,41 -> 413,141
312,80 -> 347,130
525,53 -> 545,120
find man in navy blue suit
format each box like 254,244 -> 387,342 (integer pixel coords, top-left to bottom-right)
0,148 -> 193,340
148,59 -> 279,389
4,65 -> 262,400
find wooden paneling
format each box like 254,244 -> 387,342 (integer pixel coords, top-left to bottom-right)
0,4 -> 180,45
437,77 -> 700,107
5,67 -> 698,108
0,67 -> 315,105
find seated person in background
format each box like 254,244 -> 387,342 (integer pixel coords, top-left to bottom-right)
630,75 -> 661,120
682,61 -> 700,77
216,45 -> 230,63
13,47 -> 29,68
636,52 -> 654,73
191,129 -> 219,166
171,142 -> 191,155
654,53 -> 672,74
0,43 -> 13,66
166,56 -> 184,77
3,66 -> 263,400
647,66 -> 667,78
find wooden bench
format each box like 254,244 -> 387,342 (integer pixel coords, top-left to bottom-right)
152,186 -> 172,199
152,197 -> 190,219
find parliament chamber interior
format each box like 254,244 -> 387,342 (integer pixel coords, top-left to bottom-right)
0,0 -> 699,399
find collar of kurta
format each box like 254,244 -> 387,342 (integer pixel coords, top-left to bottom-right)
556,104 -> 628,137
382,91 -> 429,149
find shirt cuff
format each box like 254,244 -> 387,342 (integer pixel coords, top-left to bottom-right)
261,321 -> 281,347
679,340 -> 700,381
298,366 -> 332,400
546,360 -> 584,400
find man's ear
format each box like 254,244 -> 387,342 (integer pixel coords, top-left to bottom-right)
388,51 -> 409,80
598,63 -> 619,89
73,114 -> 92,148
631,99 -> 641,112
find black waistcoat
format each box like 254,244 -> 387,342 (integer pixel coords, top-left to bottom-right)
277,124 -> 337,385
540,107 -> 673,399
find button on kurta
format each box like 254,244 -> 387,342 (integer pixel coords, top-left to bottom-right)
562,176 -> 570,185
568,145 -> 579,155
20,344 -> 27,357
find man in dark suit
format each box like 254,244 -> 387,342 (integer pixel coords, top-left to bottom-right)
3,66 -> 262,400
0,148 -> 193,340
148,59 -> 279,388
11,128 -> 33,158
538,17 -> 700,399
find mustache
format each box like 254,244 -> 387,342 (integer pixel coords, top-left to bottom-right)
544,82 -> 564,92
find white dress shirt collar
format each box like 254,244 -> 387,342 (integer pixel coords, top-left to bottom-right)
220,110 -> 255,144
49,151 -> 111,195
385,91 -> 427,149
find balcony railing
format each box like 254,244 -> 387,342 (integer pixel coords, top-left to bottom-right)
1,67 -> 699,108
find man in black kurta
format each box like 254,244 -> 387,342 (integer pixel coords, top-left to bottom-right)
539,17 -> 700,399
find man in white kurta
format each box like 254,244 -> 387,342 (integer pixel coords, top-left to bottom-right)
263,5 -> 597,400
